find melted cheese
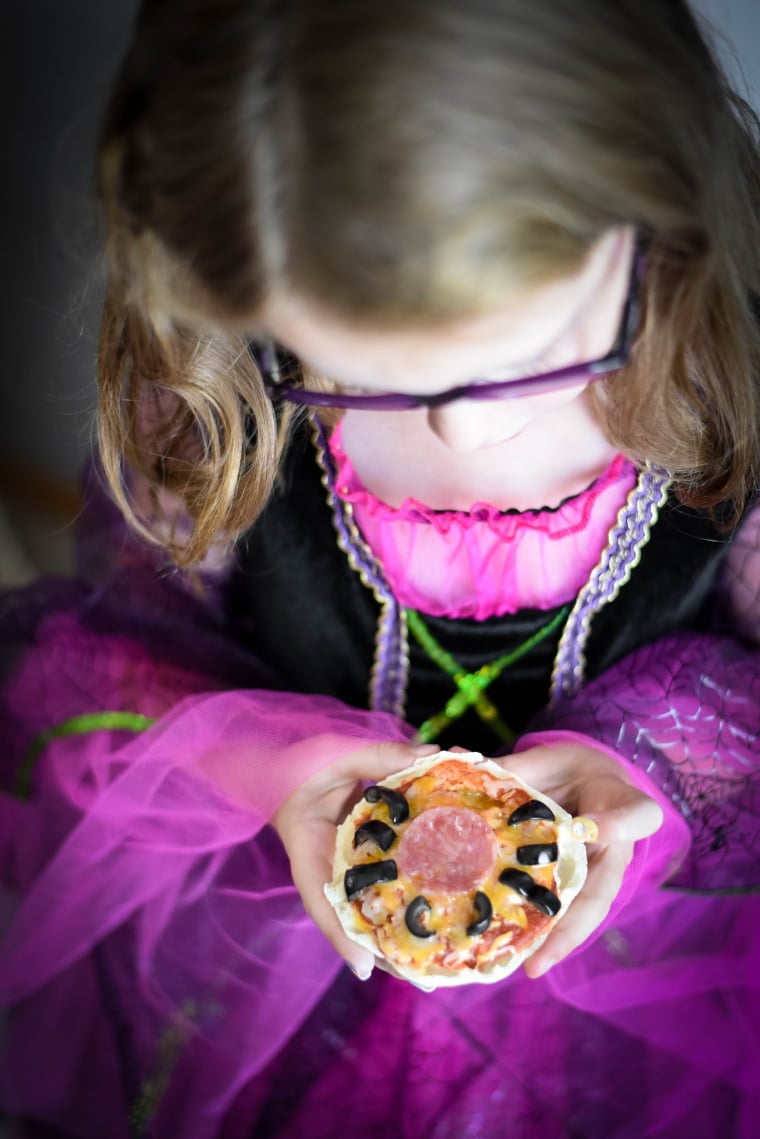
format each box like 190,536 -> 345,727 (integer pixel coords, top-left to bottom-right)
348,760 -> 562,975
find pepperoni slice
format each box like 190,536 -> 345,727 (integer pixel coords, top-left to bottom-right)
395,807 -> 498,894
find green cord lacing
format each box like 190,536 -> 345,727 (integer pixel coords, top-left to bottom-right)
405,605 -> 570,744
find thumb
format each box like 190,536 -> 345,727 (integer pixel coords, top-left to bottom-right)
296,843 -> 377,979
325,741 -> 440,789
587,785 -> 664,846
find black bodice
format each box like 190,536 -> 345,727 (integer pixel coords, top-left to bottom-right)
229,425 -> 735,752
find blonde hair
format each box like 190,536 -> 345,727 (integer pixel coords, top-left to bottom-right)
98,0 -> 760,564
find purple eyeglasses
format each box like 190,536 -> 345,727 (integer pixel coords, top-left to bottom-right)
253,249 -> 643,411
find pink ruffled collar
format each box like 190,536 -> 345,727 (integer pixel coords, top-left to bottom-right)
327,423 -> 638,620
330,423 -> 629,540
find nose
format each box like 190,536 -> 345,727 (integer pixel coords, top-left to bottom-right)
427,400 -> 501,452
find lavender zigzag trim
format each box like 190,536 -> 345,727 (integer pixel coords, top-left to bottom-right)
551,465 -> 671,702
312,418 -> 407,716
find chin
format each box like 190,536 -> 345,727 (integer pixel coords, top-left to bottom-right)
483,425 -> 528,448
428,421 -> 530,455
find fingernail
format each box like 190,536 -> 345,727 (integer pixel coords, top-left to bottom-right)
411,744 -> 439,757
349,961 -> 374,981
532,957 -> 556,978
572,816 -> 599,843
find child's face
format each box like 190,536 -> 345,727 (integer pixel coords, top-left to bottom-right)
263,226 -> 633,456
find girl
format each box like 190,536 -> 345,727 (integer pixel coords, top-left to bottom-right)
2,1 -> 759,1136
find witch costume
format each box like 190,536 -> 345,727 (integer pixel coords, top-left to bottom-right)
1,418 -> 758,1139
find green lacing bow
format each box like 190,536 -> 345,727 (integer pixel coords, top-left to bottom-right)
405,605 -> 570,745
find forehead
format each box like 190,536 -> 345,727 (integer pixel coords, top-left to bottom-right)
260,228 -> 622,391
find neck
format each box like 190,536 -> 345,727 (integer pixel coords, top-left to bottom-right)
340,391 -> 619,512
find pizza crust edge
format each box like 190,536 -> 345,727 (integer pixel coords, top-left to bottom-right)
325,750 -> 589,991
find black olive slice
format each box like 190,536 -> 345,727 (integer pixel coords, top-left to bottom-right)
363,785 -> 410,825
516,843 -> 558,866
466,891 -> 493,937
507,799 -> 555,825
498,868 -> 536,897
526,885 -> 561,917
405,895 -> 435,938
344,860 -> 398,900
499,868 -> 561,916
353,820 -> 397,852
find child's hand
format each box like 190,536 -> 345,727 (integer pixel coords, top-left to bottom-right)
271,741 -> 437,979
502,741 -> 663,977
272,739 -> 661,982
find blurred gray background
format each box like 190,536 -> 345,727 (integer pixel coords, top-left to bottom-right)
0,0 -> 758,581
1,0 -> 140,580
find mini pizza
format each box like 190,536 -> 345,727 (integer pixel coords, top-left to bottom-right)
325,750 -> 596,991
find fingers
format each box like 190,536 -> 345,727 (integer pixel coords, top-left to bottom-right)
524,840 -> 632,978
505,748 -> 664,846
319,741 -> 439,793
285,739 -> 665,986
523,785 -> 661,977
587,790 -> 663,845
291,820 -> 376,978
274,742 -> 440,979
523,783 -> 661,978
501,744 -> 583,788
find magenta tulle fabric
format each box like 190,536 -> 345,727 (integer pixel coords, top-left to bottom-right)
1,578 -> 759,1139
329,422 -> 638,617
1,463 -> 759,1138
